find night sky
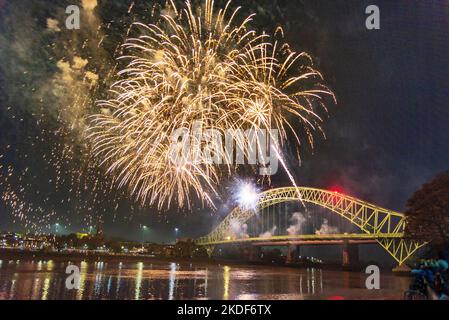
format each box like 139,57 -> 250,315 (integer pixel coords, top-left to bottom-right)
0,0 -> 448,248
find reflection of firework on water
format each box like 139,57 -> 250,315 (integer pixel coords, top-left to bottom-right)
88,0 -> 335,210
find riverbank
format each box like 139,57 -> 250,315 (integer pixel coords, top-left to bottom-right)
0,248 -> 211,264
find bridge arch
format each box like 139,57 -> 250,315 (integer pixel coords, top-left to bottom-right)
196,187 -> 426,265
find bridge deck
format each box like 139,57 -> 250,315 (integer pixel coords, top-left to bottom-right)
197,233 -> 404,246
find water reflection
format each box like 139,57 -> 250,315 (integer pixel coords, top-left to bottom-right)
42,278 -> 50,300
77,261 -> 88,300
135,262 -> 143,300
204,268 -> 208,298
9,279 -> 16,299
223,266 -> 230,300
168,262 -> 176,300
0,259 -> 409,300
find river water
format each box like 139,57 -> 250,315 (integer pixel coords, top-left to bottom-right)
0,258 -> 410,300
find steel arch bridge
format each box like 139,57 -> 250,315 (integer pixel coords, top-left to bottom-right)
195,187 -> 427,265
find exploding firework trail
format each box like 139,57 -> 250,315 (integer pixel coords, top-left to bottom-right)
88,0 -> 335,210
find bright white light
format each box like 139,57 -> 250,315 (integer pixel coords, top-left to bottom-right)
235,182 -> 260,210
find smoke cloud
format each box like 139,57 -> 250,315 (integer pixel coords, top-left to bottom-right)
229,219 -> 249,239
287,212 -> 307,235
82,0 -> 98,12
259,226 -> 277,238
315,219 -> 339,235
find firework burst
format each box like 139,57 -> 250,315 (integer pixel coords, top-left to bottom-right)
88,0 -> 335,210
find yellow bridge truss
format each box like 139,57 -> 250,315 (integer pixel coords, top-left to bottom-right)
195,187 -> 427,265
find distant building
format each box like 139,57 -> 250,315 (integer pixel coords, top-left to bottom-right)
75,233 -> 89,240
22,237 -> 46,250
0,232 -> 50,250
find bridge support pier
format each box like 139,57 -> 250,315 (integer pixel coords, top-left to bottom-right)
286,245 -> 300,264
342,241 -> 359,270
205,245 -> 215,258
249,246 -> 262,262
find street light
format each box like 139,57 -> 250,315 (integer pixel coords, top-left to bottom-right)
54,223 -> 60,235
141,225 -> 149,246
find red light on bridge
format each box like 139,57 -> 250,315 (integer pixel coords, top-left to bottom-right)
328,295 -> 345,300
329,185 -> 344,194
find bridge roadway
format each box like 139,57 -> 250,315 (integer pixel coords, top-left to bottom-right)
198,233 -> 403,246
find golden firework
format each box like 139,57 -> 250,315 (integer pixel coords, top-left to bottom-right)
87,0 -> 335,209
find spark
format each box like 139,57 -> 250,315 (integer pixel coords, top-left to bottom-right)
234,181 -> 260,211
